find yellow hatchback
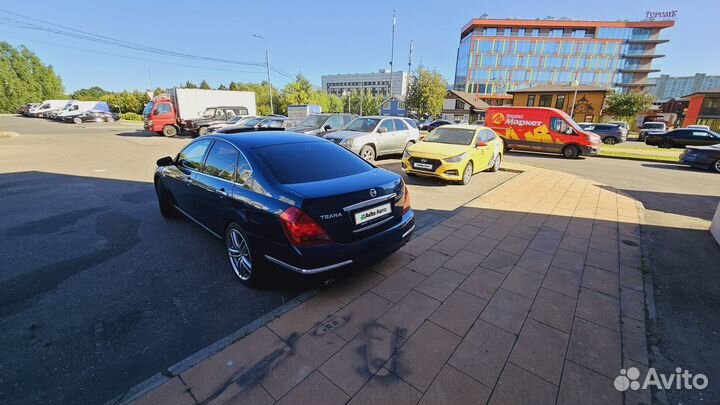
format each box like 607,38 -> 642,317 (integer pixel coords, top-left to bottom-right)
402,124 -> 503,185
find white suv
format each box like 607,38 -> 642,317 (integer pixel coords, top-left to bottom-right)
324,116 -> 420,161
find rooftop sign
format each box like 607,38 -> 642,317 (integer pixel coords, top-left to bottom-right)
645,10 -> 678,20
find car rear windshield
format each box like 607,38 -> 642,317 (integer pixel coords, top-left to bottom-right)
644,123 -> 664,129
424,127 -> 475,145
251,141 -> 373,184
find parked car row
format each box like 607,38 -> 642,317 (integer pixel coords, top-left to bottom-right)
20,99 -> 118,124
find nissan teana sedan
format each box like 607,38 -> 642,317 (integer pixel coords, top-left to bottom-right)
154,132 -> 415,285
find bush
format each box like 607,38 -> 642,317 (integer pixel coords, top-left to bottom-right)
120,112 -> 143,121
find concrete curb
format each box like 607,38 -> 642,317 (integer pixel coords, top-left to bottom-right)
594,153 -> 680,165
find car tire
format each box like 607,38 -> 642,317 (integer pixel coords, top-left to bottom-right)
603,137 -> 617,145
106,117 -> 115,123
73,117 -> 82,124
488,154 -> 501,172
359,145 -> 376,162
197,127 -> 209,137
460,161 -> 473,185
561,145 -> 580,159
226,223 -> 263,286
162,125 -> 178,137
658,140 -> 673,149
712,160 -> 720,173
155,181 -> 180,219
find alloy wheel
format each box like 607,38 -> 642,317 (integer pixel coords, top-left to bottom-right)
227,228 -> 252,281
714,160 -> 720,173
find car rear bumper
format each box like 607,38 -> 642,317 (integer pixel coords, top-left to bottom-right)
264,210 -> 415,274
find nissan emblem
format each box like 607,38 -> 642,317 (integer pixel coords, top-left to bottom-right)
369,188 -> 377,197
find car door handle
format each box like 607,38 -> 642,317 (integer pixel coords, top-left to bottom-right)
186,178 -> 194,185
216,188 -> 228,198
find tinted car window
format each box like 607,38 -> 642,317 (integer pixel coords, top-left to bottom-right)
403,118 -> 418,129
202,140 -> 239,181
393,119 -> 408,130
342,115 -> 353,125
479,129 -> 497,141
178,139 -> 212,170
380,119 -> 395,132
252,141 -> 373,184
267,119 -> 285,129
325,115 -> 343,129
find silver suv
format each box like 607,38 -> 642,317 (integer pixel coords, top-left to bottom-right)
324,116 -> 420,161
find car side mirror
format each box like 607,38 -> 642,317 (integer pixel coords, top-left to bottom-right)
476,141 -> 488,148
378,127 -> 388,133
323,124 -> 332,131
153,110 -> 159,116
565,128 -> 574,135
156,156 -> 174,167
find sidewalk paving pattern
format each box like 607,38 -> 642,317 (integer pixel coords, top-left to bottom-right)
122,165 -> 649,405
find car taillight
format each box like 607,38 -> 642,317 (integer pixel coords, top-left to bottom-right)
402,185 -> 411,214
280,207 -> 332,247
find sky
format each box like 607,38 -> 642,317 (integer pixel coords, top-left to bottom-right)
1,0 -> 718,93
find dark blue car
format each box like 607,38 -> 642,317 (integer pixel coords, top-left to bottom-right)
154,132 -> 415,285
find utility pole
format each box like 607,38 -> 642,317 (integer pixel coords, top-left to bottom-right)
389,10 -> 396,97
253,34 -> 273,114
569,76 -> 580,119
408,40 -> 413,74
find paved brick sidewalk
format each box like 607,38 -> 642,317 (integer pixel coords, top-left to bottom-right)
121,165 -> 649,405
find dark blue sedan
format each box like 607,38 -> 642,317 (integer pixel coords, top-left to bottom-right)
154,132 -> 415,285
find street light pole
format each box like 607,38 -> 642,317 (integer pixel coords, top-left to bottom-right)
569,79 -> 580,120
253,34 -> 273,114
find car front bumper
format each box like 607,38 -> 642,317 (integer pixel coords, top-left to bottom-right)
400,156 -> 466,181
581,145 -> 600,156
264,210 -> 415,274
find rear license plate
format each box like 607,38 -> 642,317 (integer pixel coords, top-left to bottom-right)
413,162 -> 433,170
355,203 -> 392,225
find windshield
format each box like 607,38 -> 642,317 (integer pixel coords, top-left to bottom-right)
142,101 -> 154,117
202,108 -> 216,118
345,117 -> 380,132
644,122 -> 664,129
298,115 -> 328,128
424,127 -> 476,145
227,115 -> 245,124
241,117 -> 263,127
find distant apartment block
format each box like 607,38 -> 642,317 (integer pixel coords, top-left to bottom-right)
649,73 -> 720,100
321,70 -> 409,98
453,17 -> 674,102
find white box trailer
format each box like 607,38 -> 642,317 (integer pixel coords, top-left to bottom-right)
170,88 -> 257,121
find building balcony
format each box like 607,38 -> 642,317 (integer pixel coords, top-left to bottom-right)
615,82 -> 657,87
622,53 -> 665,59
619,68 -> 661,73
626,38 -> 670,44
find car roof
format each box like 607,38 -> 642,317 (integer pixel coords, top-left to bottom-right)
210,132 -> 323,148
437,124 -> 483,131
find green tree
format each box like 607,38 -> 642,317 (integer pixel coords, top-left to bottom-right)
0,42 -> 64,113
101,91 -> 150,114
184,81 -> 198,89
72,86 -> 110,100
199,80 -> 211,90
605,91 -> 654,123
405,65 -> 448,118
217,84 -> 227,90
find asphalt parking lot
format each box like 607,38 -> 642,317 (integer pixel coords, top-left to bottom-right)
0,116 -> 515,405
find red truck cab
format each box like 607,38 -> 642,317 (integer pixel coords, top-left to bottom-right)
143,94 -> 179,137
485,106 -> 601,159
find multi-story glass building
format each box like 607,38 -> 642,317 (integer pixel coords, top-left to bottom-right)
453,18 -> 674,103
650,73 -> 720,101
321,70 -> 409,98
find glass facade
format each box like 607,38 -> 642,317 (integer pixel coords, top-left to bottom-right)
454,21 -> 671,96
